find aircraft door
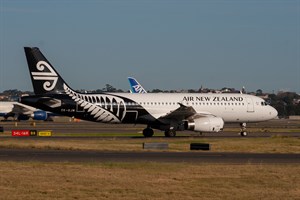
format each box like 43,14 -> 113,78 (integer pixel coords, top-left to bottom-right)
246,98 -> 254,112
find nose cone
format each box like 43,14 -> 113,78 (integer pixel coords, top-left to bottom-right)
269,106 -> 278,119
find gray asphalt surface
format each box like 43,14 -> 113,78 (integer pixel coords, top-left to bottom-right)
0,148 -> 299,164
1,119 -> 300,138
1,119 -> 299,164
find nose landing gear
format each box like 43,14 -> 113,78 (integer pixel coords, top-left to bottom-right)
240,122 -> 247,137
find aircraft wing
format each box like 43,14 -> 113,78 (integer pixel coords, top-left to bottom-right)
11,103 -> 36,115
158,103 -> 196,122
158,103 -> 216,122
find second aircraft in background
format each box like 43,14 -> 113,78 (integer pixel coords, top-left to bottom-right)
128,77 -> 147,94
0,101 -> 50,121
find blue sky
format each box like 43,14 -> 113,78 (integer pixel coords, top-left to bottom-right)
0,0 -> 299,93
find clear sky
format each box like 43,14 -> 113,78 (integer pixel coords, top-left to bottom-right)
0,0 -> 299,93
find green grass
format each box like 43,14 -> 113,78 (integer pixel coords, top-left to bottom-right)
0,137 -> 299,153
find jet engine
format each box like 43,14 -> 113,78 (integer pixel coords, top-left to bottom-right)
185,116 -> 224,132
31,111 -> 48,121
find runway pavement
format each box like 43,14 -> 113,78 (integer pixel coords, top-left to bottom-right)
0,148 -> 299,164
1,119 -> 300,164
1,119 -> 300,138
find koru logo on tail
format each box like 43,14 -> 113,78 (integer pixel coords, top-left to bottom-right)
31,61 -> 58,91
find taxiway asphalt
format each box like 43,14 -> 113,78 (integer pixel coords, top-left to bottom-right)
1,119 -> 300,138
1,120 -> 299,164
0,148 -> 299,164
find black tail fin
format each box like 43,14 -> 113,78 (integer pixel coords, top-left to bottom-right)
24,47 -> 71,95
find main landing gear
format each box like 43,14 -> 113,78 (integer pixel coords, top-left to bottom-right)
164,129 -> 176,137
240,122 -> 247,137
142,127 -> 177,137
143,127 -> 154,137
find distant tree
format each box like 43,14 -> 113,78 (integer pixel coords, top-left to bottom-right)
151,89 -> 163,93
115,89 -> 124,93
295,104 -> 300,115
269,92 -> 300,117
256,89 -> 263,96
102,84 -> 117,92
268,94 -> 277,102
187,89 -> 197,93
283,92 -> 299,104
2,89 -> 23,96
94,89 -> 104,93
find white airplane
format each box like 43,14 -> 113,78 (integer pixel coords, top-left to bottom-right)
128,77 -> 147,93
0,101 -> 49,120
21,47 -> 278,137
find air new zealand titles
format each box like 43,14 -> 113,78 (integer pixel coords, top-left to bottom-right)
21,47 -> 278,137
182,96 -> 244,102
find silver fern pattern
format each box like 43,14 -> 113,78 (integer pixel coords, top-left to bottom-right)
63,84 -> 126,123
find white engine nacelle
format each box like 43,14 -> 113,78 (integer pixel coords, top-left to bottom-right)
185,116 -> 224,132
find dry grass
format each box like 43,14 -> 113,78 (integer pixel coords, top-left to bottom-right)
0,137 -> 300,153
0,162 -> 299,200
1,120 -> 299,199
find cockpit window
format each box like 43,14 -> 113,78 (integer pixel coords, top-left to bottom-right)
261,101 -> 268,106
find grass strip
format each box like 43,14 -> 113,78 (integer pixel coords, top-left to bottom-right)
0,161 -> 299,200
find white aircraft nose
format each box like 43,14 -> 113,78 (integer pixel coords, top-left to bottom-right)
269,106 -> 278,119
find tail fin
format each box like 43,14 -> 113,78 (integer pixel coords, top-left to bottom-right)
24,47 -> 71,95
128,77 -> 147,93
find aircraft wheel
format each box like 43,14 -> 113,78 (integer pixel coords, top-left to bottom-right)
240,131 -> 247,137
164,129 -> 176,137
143,128 -> 154,137
240,123 -> 247,137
